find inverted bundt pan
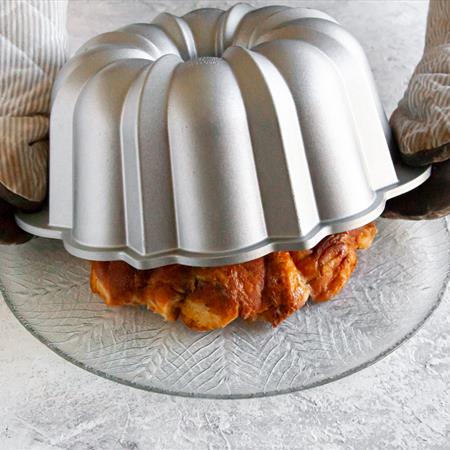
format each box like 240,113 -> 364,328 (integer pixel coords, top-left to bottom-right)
17,3 -> 430,269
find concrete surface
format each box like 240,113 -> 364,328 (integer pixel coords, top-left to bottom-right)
2,1 -> 450,449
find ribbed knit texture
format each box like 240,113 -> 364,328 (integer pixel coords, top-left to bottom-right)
390,0 -> 450,166
0,0 -> 67,202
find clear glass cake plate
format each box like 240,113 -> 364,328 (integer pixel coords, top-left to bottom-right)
0,218 -> 448,399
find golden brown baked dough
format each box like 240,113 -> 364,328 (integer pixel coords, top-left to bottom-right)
90,223 -> 377,331
260,252 -> 310,326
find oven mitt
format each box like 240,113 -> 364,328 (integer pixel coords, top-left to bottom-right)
0,1 -> 67,243
384,0 -> 450,219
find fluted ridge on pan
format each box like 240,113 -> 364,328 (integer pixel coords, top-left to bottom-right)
121,55 -> 182,255
117,24 -> 182,58
231,5 -> 288,48
214,3 -> 253,55
243,6 -> 337,48
49,47 -> 154,230
77,31 -> 165,60
223,46 -> 319,236
182,8 -> 223,57
230,5 -> 335,48
152,12 -> 197,60
71,59 -> 150,247
166,57 -> 267,253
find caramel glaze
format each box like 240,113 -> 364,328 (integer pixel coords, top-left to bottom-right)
91,223 -> 377,331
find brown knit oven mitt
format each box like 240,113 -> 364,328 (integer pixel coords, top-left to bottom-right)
384,0 -> 450,220
0,1 -> 67,243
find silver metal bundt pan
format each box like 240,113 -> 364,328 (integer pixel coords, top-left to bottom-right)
17,3 -> 430,269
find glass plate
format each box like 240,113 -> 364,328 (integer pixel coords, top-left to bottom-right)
1,219 -> 449,399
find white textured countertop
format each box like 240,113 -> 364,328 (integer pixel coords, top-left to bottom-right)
1,1 -> 450,448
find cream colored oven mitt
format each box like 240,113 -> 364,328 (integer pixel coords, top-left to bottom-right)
384,0 -> 450,219
0,0 -> 67,243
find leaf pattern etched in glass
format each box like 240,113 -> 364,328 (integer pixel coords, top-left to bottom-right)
0,219 -> 449,398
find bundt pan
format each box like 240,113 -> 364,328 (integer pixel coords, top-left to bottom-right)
16,3 -> 430,269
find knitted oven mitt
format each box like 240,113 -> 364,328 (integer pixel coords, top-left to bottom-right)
0,1 -> 67,243
384,0 -> 450,219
